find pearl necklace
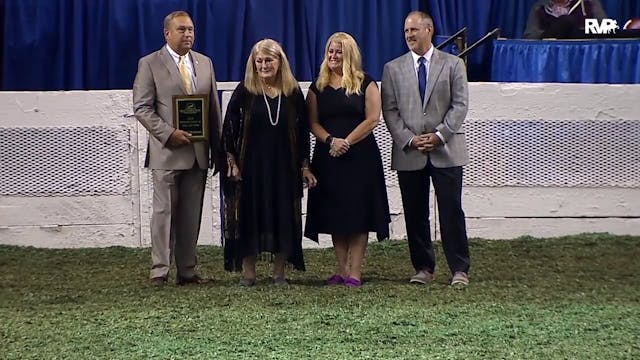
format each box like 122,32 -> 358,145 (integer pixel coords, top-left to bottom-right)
261,84 -> 281,126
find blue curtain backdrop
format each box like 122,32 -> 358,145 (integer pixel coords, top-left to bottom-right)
1,0 -> 426,90
1,0 -> 638,90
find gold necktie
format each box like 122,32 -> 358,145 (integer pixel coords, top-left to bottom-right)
179,55 -> 193,95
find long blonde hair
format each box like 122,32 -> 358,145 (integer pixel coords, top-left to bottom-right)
243,39 -> 298,96
315,32 -> 365,96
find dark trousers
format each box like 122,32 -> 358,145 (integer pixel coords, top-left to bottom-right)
397,160 -> 470,275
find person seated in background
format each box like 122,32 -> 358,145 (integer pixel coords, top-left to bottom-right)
523,0 -> 607,39
624,17 -> 640,30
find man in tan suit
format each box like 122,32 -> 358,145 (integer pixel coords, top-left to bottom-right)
133,11 -> 222,286
381,11 -> 470,287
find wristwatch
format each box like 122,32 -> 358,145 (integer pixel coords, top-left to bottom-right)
325,135 -> 334,144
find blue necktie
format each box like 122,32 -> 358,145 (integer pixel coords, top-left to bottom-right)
418,56 -> 426,104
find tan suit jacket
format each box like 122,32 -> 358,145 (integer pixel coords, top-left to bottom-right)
133,46 -> 222,170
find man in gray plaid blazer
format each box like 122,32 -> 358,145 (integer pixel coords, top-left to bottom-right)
381,11 -> 471,287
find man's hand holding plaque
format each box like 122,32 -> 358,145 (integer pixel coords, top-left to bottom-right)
173,94 -> 209,142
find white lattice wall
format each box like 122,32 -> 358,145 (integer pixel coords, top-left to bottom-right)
0,83 -> 639,248
0,126 -> 132,196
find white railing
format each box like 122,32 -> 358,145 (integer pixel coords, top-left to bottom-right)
0,82 -> 639,248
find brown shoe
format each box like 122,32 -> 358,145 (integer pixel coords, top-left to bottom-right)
409,270 -> 433,284
273,277 -> 289,286
150,276 -> 167,287
176,274 -> 209,286
239,278 -> 257,287
450,271 -> 469,287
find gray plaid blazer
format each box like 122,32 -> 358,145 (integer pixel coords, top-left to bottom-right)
381,48 -> 469,171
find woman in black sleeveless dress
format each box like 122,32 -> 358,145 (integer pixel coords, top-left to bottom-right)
305,32 -> 390,287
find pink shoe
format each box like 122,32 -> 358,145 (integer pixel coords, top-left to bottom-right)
344,277 -> 362,288
326,274 -> 344,285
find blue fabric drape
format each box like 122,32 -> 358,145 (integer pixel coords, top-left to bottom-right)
491,39 -> 640,83
1,0 -> 425,90
303,0 -> 426,84
2,0 -> 638,89
605,1 -> 640,27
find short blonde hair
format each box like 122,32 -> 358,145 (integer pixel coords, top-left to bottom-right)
244,39 -> 299,96
315,32 -> 365,96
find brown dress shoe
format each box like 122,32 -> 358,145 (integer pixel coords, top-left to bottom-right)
176,274 -> 210,286
273,277 -> 289,286
239,278 -> 257,287
150,276 -> 167,286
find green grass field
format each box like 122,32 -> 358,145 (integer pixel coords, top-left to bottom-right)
1,233 -> 638,359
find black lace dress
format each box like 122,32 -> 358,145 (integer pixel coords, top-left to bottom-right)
222,82 -> 309,271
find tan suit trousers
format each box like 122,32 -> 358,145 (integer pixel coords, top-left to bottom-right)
149,165 -> 207,279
